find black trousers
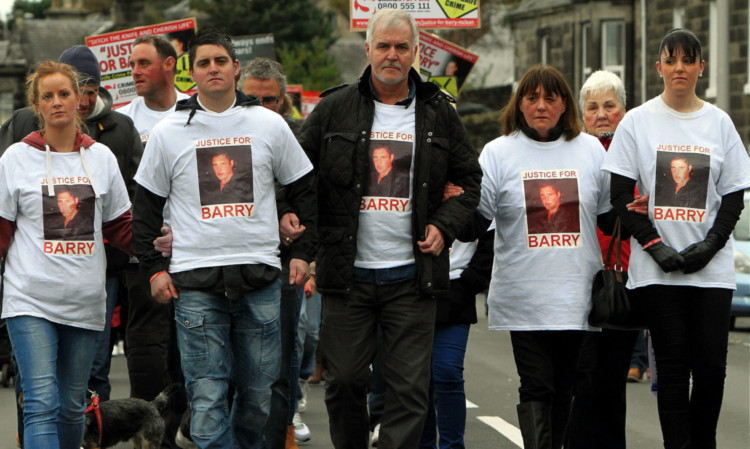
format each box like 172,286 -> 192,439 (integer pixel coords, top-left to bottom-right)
566,328 -> 639,449
510,330 -> 585,405
124,265 -> 176,401
634,285 -> 732,449
320,279 -> 435,449
264,269 -> 300,449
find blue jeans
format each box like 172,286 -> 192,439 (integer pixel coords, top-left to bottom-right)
297,291 -> 321,380
8,315 -> 99,449
88,275 -> 118,401
175,280 -> 281,449
419,323 -> 470,449
630,329 -> 649,372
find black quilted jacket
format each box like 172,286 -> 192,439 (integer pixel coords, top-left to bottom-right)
298,67 -> 482,296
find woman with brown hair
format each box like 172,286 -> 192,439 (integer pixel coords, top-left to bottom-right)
0,61 -> 131,448
464,65 -> 616,448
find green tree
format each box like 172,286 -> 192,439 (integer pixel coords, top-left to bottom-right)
277,36 -> 341,91
192,0 -> 335,48
13,0 -> 52,18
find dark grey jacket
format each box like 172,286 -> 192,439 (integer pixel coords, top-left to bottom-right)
298,66 -> 482,296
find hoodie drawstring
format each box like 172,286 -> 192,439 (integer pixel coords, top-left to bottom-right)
79,146 -> 100,199
45,144 -> 55,197
45,143 -> 100,199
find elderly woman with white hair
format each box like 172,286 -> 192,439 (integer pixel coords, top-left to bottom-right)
565,70 -> 643,449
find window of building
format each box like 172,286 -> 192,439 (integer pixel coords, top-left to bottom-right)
581,22 -> 592,81
706,1 -> 718,98
601,20 -> 625,83
540,34 -> 549,66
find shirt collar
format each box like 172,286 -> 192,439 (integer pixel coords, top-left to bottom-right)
369,76 -> 416,108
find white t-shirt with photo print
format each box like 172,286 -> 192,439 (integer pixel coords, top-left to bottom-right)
602,96 -> 750,290
135,99 -> 312,273
117,92 -> 190,145
479,131 -> 611,330
355,101 -> 416,269
0,142 -> 131,330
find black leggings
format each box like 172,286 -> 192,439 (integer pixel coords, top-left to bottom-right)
634,285 -> 732,449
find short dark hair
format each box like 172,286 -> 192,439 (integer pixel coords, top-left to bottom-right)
659,28 -> 703,62
188,28 -> 237,70
500,65 -> 581,141
133,34 -> 178,63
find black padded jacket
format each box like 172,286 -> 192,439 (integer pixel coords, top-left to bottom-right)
297,66 -> 482,296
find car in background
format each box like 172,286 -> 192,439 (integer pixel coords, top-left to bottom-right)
730,190 -> 750,330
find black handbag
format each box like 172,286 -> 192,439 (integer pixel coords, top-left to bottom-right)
589,218 -> 647,330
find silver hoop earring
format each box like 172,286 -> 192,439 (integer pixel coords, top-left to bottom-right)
659,74 -> 663,78
699,73 -> 703,77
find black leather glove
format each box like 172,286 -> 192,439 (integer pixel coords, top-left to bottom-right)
645,242 -> 685,273
680,233 -> 723,274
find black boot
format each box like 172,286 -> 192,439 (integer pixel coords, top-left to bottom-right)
517,402 -> 552,449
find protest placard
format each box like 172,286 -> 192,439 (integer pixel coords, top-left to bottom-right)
85,18 -> 197,109
418,31 -> 477,97
232,34 -> 277,68
350,0 -> 479,30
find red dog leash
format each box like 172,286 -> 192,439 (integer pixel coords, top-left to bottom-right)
84,390 -> 103,447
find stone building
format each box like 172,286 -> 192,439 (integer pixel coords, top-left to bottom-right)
508,0 -> 750,147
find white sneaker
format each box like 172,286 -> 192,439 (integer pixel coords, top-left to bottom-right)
293,412 -> 311,442
298,378 -> 309,412
371,423 -> 380,447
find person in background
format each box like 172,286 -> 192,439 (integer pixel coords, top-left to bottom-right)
239,56 -> 309,449
419,221 -> 494,449
603,28 -> 750,448
566,70 -> 644,449
0,60 -> 132,448
627,330 -> 649,382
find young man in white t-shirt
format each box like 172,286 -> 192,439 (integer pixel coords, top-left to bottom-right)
133,29 -> 316,447
116,33 -> 191,407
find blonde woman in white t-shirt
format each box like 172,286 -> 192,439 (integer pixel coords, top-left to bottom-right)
0,62 -> 132,448
603,28 -> 750,449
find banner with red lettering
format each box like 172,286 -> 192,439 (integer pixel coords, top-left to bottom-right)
350,0 -> 479,30
522,170 -> 582,249
85,18 -> 197,109
418,31 -> 477,98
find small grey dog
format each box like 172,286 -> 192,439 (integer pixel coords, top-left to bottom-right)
82,383 -> 181,449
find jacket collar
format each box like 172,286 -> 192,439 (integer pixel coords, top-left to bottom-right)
22,129 -> 95,152
356,66 -> 441,102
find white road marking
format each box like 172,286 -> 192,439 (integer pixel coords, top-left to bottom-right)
477,416 -> 524,448
466,399 -> 478,408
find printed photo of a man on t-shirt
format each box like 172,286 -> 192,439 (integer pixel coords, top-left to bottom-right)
43,184 -> 95,241
197,146 -> 254,206
654,150 -> 709,210
365,140 -> 411,199
524,177 -> 580,235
